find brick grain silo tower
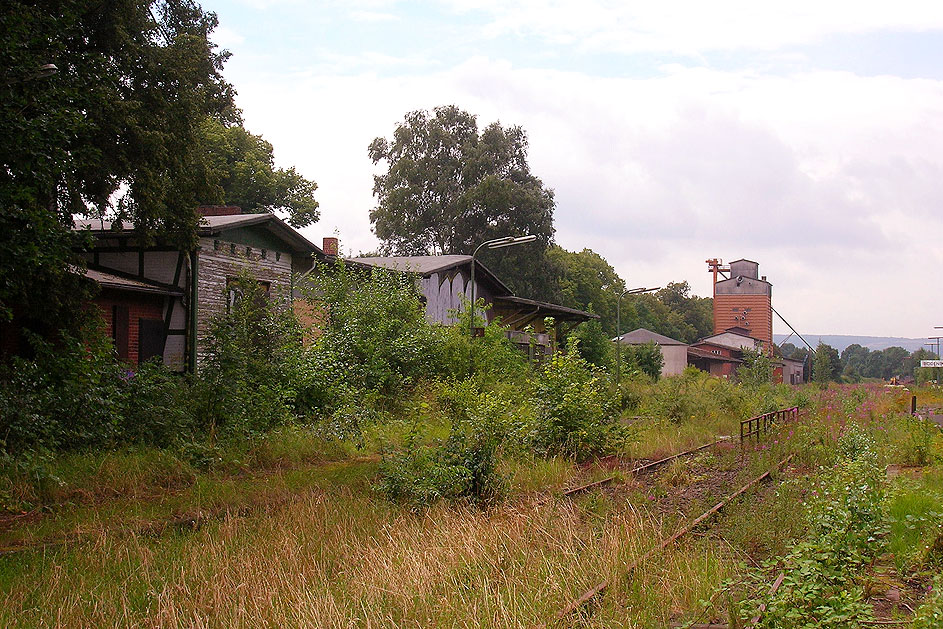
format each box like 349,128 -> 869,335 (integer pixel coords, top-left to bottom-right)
708,258 -> 773,350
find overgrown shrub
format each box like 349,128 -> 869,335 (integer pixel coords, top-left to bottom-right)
197,272 -> 305,437
567,317 -> 612,368
729,426 -> 887,628
439,296 -> 531,387
376,410 -> 505,509
302,261 -> 449,408
912,574 -> 943,628
531,346 -> 627,460
118,360 -> 198,447
739,347 -> 773,387
0,325 -> 198,453
622,341 -> 664,380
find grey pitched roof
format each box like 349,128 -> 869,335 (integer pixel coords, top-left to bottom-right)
353,255 -> 472,275
700,329 -> 765,344
351,255 -> 513,296
74,213 -> 324,257
614,328 -> 686,346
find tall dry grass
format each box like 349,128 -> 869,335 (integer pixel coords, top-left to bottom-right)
0,481 -> 742,628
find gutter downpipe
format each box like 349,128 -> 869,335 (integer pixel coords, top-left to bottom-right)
188,248 -> 198,373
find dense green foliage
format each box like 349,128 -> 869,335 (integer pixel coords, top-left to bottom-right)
531,347 -> 626,460
1,0 -> 235,334
782,341 -> 935,383
198,273 -> 306,437
750,428 -> 886,627
0,325 -> 197,453
201,118 -> 320,227
300,261 -> 452,409
0,0 -> 319,344
739,347 -> 774,387
618,282 -> 713,344
621,341 -> 665,381
544,247 -> 625,336
813,341 -> 843,385
368,105 -> 556,297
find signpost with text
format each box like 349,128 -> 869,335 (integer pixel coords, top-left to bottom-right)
922,360 -> 943,385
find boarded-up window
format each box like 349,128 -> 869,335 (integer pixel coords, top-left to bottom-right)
113,305 -> 130,360
138,319 -> 165,363
227,277 -> 271,312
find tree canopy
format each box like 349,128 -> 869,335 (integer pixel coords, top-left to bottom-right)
813,342 -> 842,384
545,246 -> 625,337
615,282 -> 712,344
1,0 -> 235,329
201,118 -> 320,228
368,105 -> 555,296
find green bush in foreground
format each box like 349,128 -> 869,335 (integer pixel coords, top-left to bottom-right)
532,346 -> 628,461
376,416 -> 504,509
912,574 -> 943,628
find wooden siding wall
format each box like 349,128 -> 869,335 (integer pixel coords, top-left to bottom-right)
420,270 -> 496,326
195,237 -> 292,366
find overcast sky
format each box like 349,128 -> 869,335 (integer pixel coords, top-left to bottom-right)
203,0 -> 943,339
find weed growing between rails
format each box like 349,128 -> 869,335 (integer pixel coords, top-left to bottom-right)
687,384 -> 943,628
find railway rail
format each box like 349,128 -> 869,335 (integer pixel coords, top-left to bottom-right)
543,454 -> 795,627
562,437 -> 730,497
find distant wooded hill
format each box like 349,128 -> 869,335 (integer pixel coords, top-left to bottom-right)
773,334 -> 929,353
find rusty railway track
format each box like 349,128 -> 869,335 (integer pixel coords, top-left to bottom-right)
543,454 -> 795,628
562,437 -> 730,497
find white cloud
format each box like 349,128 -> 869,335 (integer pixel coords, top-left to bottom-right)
443,1 -> 943,54
349,10 -> 399,22
224,52 -> 943,337
211,25 -> 245,48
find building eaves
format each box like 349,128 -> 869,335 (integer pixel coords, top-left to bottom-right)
198,214 -> 324,257
86,267 -> 184,296
492,296 -> 599,322
687,346 -> 743,363
75,214 -> 325,258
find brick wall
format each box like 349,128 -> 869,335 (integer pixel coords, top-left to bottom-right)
93,290 -> 165,365
195,237 -> 292,365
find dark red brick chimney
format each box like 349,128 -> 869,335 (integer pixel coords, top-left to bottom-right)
197,205 -> 243,217
322,237 -> 339,256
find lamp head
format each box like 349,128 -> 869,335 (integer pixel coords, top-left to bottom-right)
487,234 -> 537,249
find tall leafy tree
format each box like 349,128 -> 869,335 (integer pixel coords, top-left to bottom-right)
813,342 -> 842,385
840,344 -> 870,375
1,0 -> 235,333
779,342 -> 798,358
653,282 -> 713,343
739,347 -> 774,387
201,118 -> 319,228
545,246 -> 625,337
368,105 -> 555,296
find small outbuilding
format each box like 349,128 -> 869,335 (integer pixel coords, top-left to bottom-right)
614,328 -> 688,377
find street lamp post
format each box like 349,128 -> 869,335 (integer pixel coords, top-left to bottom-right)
468,235 -> 537,337
930,334 -> 943,384
615,286 -> 659,382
